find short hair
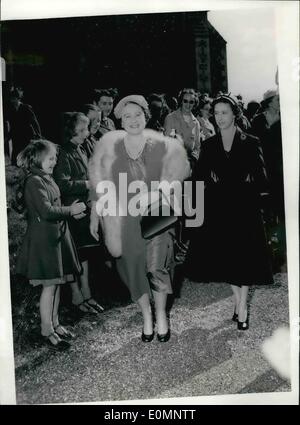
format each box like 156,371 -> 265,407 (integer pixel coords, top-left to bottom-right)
62,112 -> 89,142
79,104 -> 101,132
108,88 -> 119,98
178,88 -> 199,108
198,98 -> 212,110
9,86 -> 24,100
260,96 -> 276,112
196,98 -> 212,117
247,101 -> 260,116
211,95 -> 242,118
80,103 -> 100,116
165,95 -> 178,111
147,93 -> 164,104
90,89 -> 115,104
17,139 -> 57,171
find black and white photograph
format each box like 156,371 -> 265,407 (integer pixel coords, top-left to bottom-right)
0,0 -> 299,406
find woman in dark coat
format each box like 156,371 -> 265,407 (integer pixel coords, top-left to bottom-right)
251,90 -> 285,271
53,112 -> 104,314
16,139 -> 86,349
184,95 -> 273,330
80,104 -> 102,158
4,86 -> 42,164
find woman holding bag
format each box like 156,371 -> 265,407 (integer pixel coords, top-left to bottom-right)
89,95 -> 190,342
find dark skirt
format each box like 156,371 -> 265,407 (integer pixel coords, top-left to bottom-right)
184,185 -> 274,286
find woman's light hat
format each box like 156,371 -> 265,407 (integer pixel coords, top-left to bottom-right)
263,89 -> 278,101
114,95 -> 149,119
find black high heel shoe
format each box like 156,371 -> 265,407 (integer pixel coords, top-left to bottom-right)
141,331 -> 154,343
237,313 -> 249,331
157,328 -> 170,343
232,312 -> 238,322
42,332 -> 71,351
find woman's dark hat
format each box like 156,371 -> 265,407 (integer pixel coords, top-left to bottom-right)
213,94 -> 238,108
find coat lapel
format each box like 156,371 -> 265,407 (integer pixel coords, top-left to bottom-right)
228,127 -> 247,163
30,166 -> 61,199
65,142 -> 88,172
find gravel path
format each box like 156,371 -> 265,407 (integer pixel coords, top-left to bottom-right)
14,273 -> 290,404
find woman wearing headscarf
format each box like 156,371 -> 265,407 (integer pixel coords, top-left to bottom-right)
89,95 -> 190,342
185,95 -> 274,330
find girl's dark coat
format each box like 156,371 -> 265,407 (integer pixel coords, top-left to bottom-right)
17,167 -> 81,280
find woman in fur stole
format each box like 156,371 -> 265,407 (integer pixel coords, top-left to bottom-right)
89,95 -> 190,342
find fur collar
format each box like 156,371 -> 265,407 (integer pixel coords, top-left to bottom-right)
89,129 -> 190,257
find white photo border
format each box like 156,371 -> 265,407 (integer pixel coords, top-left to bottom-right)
0,0 -> 299,406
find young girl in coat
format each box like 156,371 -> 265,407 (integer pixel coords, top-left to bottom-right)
16,139 -> 86,350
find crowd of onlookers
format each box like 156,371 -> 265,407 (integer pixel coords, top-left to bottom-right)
3,83 -> 285,273
3,83 -> 285,345
2,85 -> 280,163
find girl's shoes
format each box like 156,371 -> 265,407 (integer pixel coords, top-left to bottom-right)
83,298 -> 104,314
72,299 -> 102,315
72,301 -> 91,315
54,325 -> 75,340
43,332 -> 71,351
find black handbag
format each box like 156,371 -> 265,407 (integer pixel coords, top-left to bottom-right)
140,189 -> 178,239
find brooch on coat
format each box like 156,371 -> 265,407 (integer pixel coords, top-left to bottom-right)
211,171 -> 219,183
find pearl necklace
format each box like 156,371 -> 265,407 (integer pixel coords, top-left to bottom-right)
124,135 -> 146,160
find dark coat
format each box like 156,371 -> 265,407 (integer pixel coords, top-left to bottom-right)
184,127 -> 274,285
16,167 -> 81,280
53,141 -> 98,249
95,117 -> 116,139
82,135 -> 98,159
53,142 -> 89,206
251,115 -> 285,219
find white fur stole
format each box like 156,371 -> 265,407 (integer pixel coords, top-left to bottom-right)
89,129 -> 190,257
